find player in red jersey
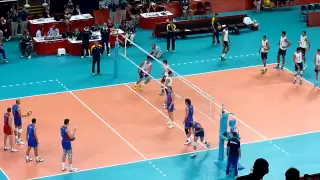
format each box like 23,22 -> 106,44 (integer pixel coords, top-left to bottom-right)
3,108 -> 18,152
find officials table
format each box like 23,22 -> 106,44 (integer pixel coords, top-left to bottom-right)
33,38 -> 68,55
28,14 -> 94,36
139,11 -> 173,29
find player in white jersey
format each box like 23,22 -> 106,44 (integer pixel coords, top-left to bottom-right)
160,60 -> 169,96
293,48 -> 303,85
275,31 -> 291,70
259,35 -> 270,74
133,56 -> 152,91
298,31 -> 310,70
162,71 -> 173,109
221,26 -> 230,61
314,49 -> 320,87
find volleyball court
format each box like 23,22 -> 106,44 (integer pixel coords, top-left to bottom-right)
117,35 -> 264,148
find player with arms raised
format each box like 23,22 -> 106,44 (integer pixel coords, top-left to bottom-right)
3,108 -> 18,152
12,99 -> 32,145
183,98 -> 194,145
61,119 -> 78,172
190,121 -> 210,157
133,56 -> 152,91
25,118 -> 44,162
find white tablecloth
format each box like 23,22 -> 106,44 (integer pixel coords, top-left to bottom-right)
67,29 -> 124,44
29,14 -> 93,25
140,11 -> 173,18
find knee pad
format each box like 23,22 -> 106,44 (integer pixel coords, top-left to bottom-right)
192,142 -> 197,147
185,128 -> 189,135
16,128 -> 22,133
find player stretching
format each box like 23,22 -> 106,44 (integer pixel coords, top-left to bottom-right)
183,98 -> 193,145
12,99 -> 32,145
190,121 -> 210,157
133,56 -> 152,91
26,118 -> 44,162
162,71 -> 173,109
221,26 -> 230,61
259,35 -> 270,74
293,48 -> 303,85
299,31 -> 310,70
61,119 -> 78,172
275,31 -> 291,70
165,87 -> 175,128
314,49 -> 320,87
160,60 -> 169,96
3,108 -> 18,152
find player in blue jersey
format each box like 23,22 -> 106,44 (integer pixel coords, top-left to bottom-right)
25,118 -> 44,162
189,121 -> 210,157
12,99 -> 32,145
165,87 -> 175,128
61,119 -> 78,172
183,98 -> 193,145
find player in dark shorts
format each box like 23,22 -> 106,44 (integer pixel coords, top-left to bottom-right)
133,56 -> 152,91
25,118 -> 44,162
275,31 -> 291,70
259,35 -> 270,74
221,26 -> 230,61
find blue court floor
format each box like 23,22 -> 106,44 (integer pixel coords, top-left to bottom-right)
0,5 -> 320,180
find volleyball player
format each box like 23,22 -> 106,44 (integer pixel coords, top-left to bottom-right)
12,99 -> 32,145
274,31 -> 291,70
61,119 -> 78,172
314,49 -> 320,87
299,31 -> 310,70
189,121 -> 210,157
165,87 -> 175,128
3,108 -> 18,152
293,47 -> 303,85
133,56 -> 152,91
221,26 -> 230,61
160,60 -> 169,96
25,118 -> 44,162
184,98 -> 193,145
259,35 -> 270,74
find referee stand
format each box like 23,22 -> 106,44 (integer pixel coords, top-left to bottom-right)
214,105 -> 245,174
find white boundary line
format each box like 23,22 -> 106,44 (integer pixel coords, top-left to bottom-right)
0,63 -> 276,102
284,67 -> 319,88
0,168 -> 10,180
31,129 -> 320,180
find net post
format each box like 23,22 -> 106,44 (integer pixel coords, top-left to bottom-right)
214,106 -> 245,173
113,30 -> 119,79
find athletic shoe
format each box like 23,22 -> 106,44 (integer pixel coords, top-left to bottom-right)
70,168 -> 78,172
11,148 -> 18,152
168,123 -> 174,129
273,65 -> 279,69
139,84 -> 143,91
4,146 -> 9,151
205,142 -> 210,148
132,85 -> 137,90
26,158 -> 33,162
107,54 -> 110,56
314,83 -> 318,87
279,66 -> 284,70
62,166 -> 68,171
159,92 -> 164,96
184,141 -> 191,145
293,80 -> 297,84
3,60 -> 8,63
190,152 -> 196,157
17,140 -> 24,145
92,73 -> 95,76
36,158 -> 44,162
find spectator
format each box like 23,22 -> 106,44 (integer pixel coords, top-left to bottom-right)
304,174 -> 313,180
20,31 -> 33,59
19,8 -> 29,34
140,3 -> 148,13
0,39 -> 7,63
129,4 -> 140,25
75,5 -> 81,15
237,158 -> 269,180
99,0 -> 107,9
109,2 -> 117,23
36,26 -> 44,39
148,2 -> 157,12
47,25 -> 59,37
44,6 -> 50,18
150,43 -> 162,58
91,24 -> 99,31
119,0 -> 127,22
72,28 -> 81,40
226,132 -> 241,178
107,18 -> 114,29
81,24 -> 92,58
285,168 -> 300,180
100,23 -> 110,56
254,0 -> 262,12
65,0 -> 74,13
0,17 -> 10,41
181,0 -> 191,19
65,8 -> 72,23
10,9 -> 19,38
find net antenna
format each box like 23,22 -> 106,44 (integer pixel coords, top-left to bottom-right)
119,34 -> 219,118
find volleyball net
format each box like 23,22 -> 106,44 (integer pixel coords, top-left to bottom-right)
116,34 -> 224,123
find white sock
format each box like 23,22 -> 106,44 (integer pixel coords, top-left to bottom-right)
62,162 -> 65,167
69,164 -> 73,169
294,76 -> 297,80
26,156 -> 29,160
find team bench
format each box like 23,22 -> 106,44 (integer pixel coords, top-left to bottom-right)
152,14 -> 256,38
